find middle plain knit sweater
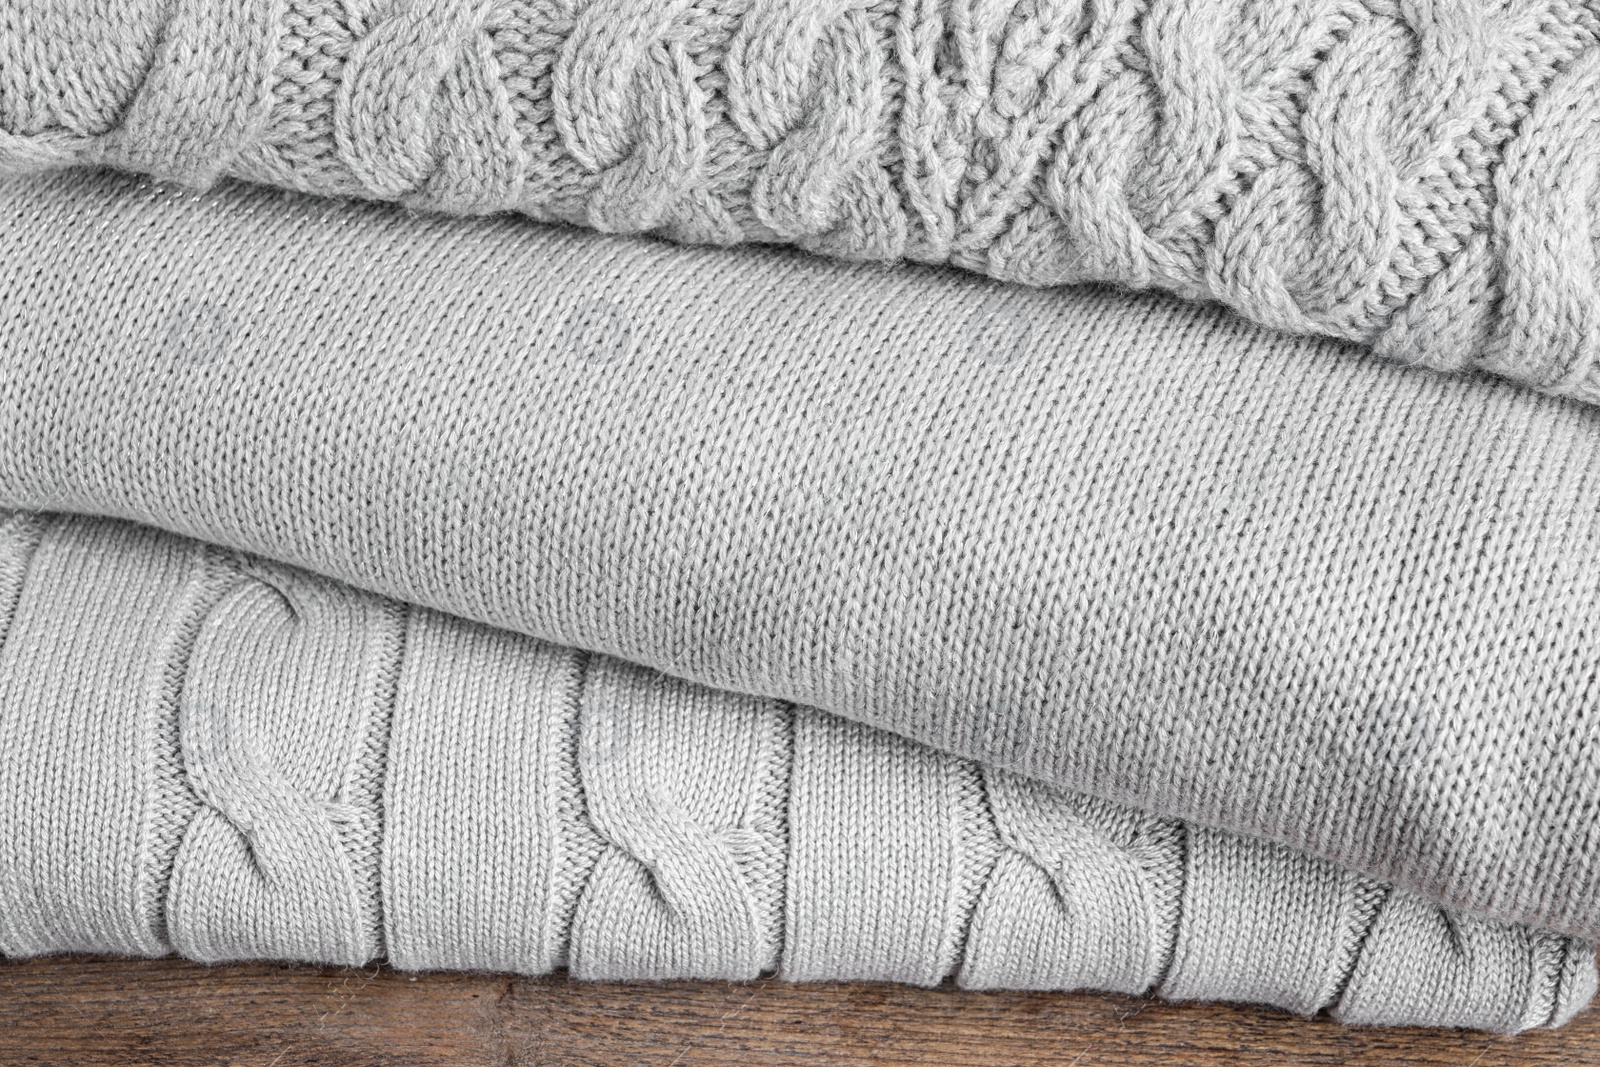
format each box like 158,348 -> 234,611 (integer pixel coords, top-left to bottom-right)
2,168 -> 1598,947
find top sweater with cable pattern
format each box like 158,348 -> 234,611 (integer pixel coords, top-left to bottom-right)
3,0 -> 1600,400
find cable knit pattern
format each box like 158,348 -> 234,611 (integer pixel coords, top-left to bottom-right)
568,658 -> 788,980
4,0 -> 1600,399
0,509 -> 1592,1033
166,558 -> 402,965
961,771 -> 1183,994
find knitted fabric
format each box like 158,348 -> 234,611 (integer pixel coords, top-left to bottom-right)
1,508 -> 1593,1033
5,3 -> 1600,402
3,168 -> 1599,946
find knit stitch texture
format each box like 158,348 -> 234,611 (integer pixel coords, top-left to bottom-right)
3,168 -> 1599,945
1,508 -> 1593,1033
4,1 -> 1600,400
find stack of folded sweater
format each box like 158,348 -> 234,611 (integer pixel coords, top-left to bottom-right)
2,0 -> 1599,1036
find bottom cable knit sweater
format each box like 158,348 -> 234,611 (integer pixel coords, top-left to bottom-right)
0,509 -> 1592,1032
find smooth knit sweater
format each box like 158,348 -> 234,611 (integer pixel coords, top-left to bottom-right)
2,507 -> 1593,1034
4,163 -> 1600,970
3,0 -> 1600,402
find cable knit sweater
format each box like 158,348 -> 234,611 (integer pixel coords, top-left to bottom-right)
2,508 -> 1593,1034
3,0 -> 1600,401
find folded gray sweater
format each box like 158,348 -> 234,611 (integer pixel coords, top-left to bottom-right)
4,0 -> 1600,402
3,164 -> 1599,964
2,507 -> 1593,1032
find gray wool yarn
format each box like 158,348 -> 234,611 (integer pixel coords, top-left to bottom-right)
3,169 -> 1600,950
0,508 -> 1593,1033
3,1 -> 1600,401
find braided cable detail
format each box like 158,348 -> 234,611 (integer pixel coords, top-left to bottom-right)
959,767 -> 1182,993
567,658 -> 778,980
165,560 -> 400,965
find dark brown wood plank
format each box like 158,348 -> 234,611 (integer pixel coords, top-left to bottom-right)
0,956 -> 1594,1066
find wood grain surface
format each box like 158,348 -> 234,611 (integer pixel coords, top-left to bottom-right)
1,956 -> 1595,1066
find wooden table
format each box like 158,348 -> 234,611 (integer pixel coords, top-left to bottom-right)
1,956 -> 1593,1066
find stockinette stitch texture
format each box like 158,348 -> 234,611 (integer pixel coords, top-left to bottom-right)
1,508 -> 1593,1034
4,168 -> 1600,952
3,0 -> 1600,401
